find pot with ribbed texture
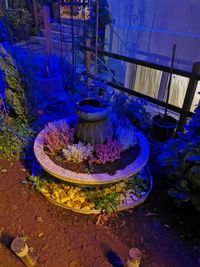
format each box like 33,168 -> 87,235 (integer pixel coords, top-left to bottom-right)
75,98 -> 113,144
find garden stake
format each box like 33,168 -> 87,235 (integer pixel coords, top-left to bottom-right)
11,237 -> 37,267
127,248 -> 142,267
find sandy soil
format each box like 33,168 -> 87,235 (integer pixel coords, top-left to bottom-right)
0,159 -> 199,267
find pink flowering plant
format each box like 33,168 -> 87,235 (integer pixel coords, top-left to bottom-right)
89,139 -> 123,165
44,119 -> 74,156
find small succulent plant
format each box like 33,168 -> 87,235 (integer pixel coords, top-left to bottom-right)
62,142 -> 94,163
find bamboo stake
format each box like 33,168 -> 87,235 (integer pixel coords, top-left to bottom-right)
164,44 -> 176,117
43,5 -> 53,56
32,0 -> 38,28
95,0 -> 99,78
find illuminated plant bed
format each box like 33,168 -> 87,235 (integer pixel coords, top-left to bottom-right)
34,108 -> 152,213
32,165 -> 152,214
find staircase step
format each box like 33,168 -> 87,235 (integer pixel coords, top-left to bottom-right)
41,29 -> 70,40
12,41 -> 27,47
30,36 -> 73,51
51,22 -> 83,35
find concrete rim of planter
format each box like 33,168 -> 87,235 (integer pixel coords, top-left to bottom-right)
34,120 -> 150,185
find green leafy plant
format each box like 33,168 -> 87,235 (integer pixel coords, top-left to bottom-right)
0,45 -> 34,159
159,107 -> 200,211
0,118 -> 33,159
0,44 -> 29,122
86,0 -> 112,49
86,188 -> 120,214
28,175 -> 44,192
112,93 -> 151,131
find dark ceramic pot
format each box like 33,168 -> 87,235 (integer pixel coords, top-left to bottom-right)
75,98 -> 113,144
151,114 -> 177,142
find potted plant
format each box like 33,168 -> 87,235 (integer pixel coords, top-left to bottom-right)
151,45 -> 178,142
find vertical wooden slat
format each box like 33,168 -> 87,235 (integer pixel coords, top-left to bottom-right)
32,0 -> 38,28
124,63 -> 137,91
43,5 -> 52,56
157,72 -> 169,101
84,38 -> 91,86
177,62 -> 200,131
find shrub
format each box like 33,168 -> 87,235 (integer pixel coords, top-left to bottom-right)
159,107 -> 200,212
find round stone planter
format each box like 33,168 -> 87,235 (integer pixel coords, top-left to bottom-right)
75,98 -> 113,144
34,125 -> 150,185
32,161 -> 153,215
41,166 -> 153,215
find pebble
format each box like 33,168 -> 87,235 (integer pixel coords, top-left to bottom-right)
36,216 -> 43,223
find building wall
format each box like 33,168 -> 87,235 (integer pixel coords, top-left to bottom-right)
108,0 -> 200,67
106,0 -> 200,110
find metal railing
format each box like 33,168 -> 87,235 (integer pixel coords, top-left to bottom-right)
83,45 -> 200,131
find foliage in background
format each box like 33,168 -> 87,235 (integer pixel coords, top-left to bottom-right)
159,106 -> 200,212
0,44 -> 28,122
8,8 -> 33,42
87,0 -> 112,49
111,93 -> 151,131
9,46 -> 80,131
4,0 -> 34,42
0,44 -> 34,159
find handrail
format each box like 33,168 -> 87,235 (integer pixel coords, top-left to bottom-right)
83,45 -> 200,80
87,73 -> 194,117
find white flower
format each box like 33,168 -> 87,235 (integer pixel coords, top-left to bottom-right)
116,124 -> 137,150
62,142 -> 94,163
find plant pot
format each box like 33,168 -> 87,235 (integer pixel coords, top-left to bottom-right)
75,98 -> 113,144
151,114 -> 177,142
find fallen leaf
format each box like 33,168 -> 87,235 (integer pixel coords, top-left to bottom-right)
38,232 -> 44,237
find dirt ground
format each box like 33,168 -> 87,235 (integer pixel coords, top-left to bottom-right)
0,158 -> 199,267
